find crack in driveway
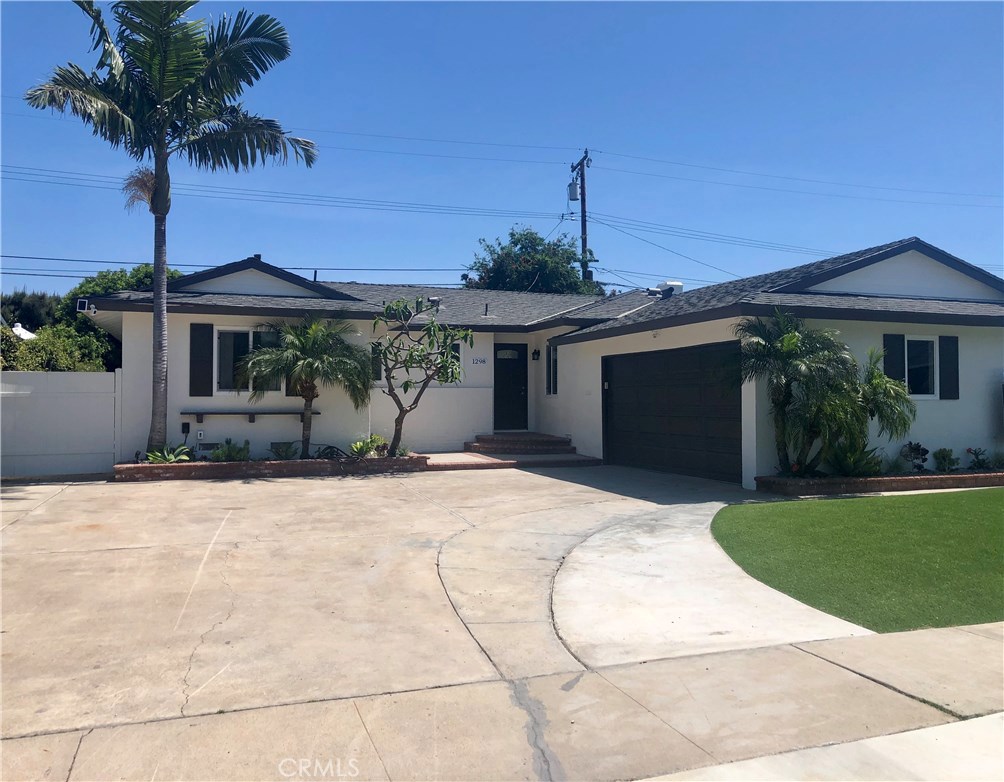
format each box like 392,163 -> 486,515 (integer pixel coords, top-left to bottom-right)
180,544 -> 236,716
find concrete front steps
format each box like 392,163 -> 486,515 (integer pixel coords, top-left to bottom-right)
464,432 -> 578,455
425,452 -> 602,471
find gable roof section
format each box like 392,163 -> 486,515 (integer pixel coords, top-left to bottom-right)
555,238 -> 1004,344
169,256 -> 360,300
770,237 -> 1004,294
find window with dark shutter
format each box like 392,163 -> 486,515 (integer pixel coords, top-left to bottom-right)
883,334 -> 906,382
189,324 -> 214,397
546,344 -> 553,395
371,344 -> 382,382
938,336 -> 960,400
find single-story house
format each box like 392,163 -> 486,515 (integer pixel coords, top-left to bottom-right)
84,236 -> 1004,489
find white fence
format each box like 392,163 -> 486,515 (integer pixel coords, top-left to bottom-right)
1,370 -> 122,478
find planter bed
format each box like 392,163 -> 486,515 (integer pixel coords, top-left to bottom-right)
114,455 -> 430,482
755,471 -> 1004,496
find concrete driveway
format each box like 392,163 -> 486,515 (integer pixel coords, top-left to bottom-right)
2,468 -> 1000,781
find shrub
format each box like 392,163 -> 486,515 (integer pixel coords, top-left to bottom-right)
900,442 -> 929,472
209,438 -> 250,462
966,447 -> 990,471
349,434 -> 388,458
146,444 -> 191,464
391,443 -> 411,457
268,441 -> 299,460
932,448 -> 960,473
825,438 -> 883,477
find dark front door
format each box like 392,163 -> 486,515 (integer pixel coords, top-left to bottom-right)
602,341 -> 742,483
494,343 -> 528,430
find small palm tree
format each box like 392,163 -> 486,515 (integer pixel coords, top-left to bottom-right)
26,1 -> 316,451
734,310 -> 859,474
240,318 -> 372,458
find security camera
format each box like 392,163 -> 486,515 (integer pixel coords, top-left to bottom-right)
88,304 -> 98,316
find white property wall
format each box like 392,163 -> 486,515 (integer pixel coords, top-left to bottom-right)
1,370 -> 121,477
118,312 -> 501,458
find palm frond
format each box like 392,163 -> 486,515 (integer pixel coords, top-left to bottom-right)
175,105 -> 317,169
73,0 -> 127,80
202,9 -> 291,100
122,165 -> 156,212
113,1 -> 206,103
25,66 -> 141,153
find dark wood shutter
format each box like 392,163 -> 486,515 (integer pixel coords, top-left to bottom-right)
938,336 -> 960,400
371,344 -> 382,382
883,334 -> 906,382
189,324 -> 214,397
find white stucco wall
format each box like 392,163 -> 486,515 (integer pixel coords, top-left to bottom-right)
118,312 -> 505,459
808,251 -> 1004,301
806,319 -> 1004,464
536,316 -> 1003,489
1,370 -> 121,476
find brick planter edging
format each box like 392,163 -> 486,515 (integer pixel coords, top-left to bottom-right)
755,471 -> 1004,496
114,455 -> 430,482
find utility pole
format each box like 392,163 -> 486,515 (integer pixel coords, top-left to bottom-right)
570,148 -> 592,279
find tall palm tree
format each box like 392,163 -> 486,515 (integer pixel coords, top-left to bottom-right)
26,1 -> 316,451
240,318 -> 372,458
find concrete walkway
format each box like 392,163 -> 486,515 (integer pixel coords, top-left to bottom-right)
2,468 -> 1001,781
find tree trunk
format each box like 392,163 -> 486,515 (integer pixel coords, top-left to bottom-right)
389,409 -> 406,456
300,394 -> 315,459
146,149 -> 171,452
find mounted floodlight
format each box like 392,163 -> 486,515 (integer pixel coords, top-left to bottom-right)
76,298 -> 89,313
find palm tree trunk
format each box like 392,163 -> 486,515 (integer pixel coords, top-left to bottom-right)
146,212 -> 169,452
300,395 -> 315,458
146,149 -> 171,452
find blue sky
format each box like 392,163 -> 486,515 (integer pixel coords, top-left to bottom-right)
2,1 -> 1002,295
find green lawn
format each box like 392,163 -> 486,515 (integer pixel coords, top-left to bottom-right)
711,488 -> 1004,633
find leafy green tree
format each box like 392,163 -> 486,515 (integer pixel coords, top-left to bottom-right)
240,318 -> 372,459
1,290 -> 62,332
2,324 -> 105,372
372,299 -> 474,456
463,227 -> 603,294
57,264 -> 183,370
27,0 -> 316,451
734,311 -> 915,476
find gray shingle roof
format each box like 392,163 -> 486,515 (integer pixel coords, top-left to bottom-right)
92,281 -> 609,330
557,237 -> 1004,343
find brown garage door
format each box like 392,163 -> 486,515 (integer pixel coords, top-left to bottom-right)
602,341 -> 742,483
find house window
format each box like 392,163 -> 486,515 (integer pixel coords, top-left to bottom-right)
216,329 -> 280,393
906,337 -> 936,396
217,331 -> 250,391
546,344 -> 558,395
883,333 -> 958,400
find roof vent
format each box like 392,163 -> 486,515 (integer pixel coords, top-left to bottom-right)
253,253 -> 261,261
647,280 -> 684,299
428,296 -> 441,308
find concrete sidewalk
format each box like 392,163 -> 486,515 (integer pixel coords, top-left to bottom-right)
4,625 -> 1001,781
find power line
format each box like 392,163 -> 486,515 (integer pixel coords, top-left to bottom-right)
591,217 -> 741,278
6,103 -> 1000,200
593,165 -> 1003,209
594,150 -> 1003,199
0,254 -> 469,272
2,165 -> 850,257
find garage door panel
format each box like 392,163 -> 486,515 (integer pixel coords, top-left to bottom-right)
603,342 -> 741,483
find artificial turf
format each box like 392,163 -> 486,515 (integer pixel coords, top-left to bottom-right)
711,488 -> 1004,633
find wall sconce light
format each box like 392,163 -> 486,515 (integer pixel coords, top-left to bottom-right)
531,349 -> 541,361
